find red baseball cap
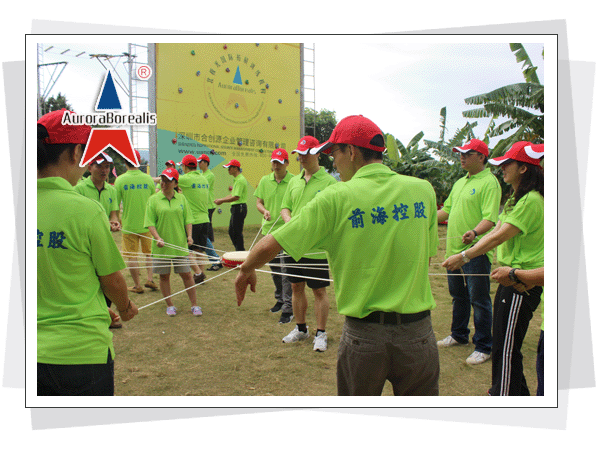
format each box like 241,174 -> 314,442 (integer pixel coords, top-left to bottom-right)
292,136 -> 320,155
488,142 -> 544,166
198,154 -> 210,163
271,148 -> 289,163
133,149 -> 141,164
223,159 -> 241,168
453,139 -> 489,157
92,152 -> 113,164
161,167 -> 179,181
37,109 -> 91,145
312,115 -> 386,154
165,160 -> 176,166
181,154 -> 198,168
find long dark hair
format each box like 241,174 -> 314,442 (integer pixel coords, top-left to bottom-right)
507,160 -> 544,208
37,124 -> 79,171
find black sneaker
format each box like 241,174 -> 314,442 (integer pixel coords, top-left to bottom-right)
270,302 -> 283,313
278,312 -> 293,324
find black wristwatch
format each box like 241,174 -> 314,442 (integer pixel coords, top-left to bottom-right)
471,229 -> 478,237
508,268 -> 520,283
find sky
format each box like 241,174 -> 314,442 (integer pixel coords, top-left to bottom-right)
36,38 -> 546,155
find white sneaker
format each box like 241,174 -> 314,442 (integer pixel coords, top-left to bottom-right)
282,326 -> 309,343
191,306 -> 203,316
466,351 -> 491,365
166,306 -> 177,316
437,335 -> 466,347
313,331 -> 328,352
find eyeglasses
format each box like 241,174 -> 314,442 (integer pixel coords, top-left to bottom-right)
328,147 -> 343,161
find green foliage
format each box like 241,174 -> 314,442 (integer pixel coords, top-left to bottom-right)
39,92 -> 73,116
304,107 -> 337,172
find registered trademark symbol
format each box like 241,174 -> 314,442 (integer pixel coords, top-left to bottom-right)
137,65 -> 152,80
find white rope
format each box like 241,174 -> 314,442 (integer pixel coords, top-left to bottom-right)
137,266 -> 239,310
121,229 -> 228,254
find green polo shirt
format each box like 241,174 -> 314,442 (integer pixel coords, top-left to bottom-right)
114,169 -> 156,234
272,163 -> 438,318
37,177 -> 126,364
280,167 -> 337,260
74,176 -> 119,218
202,169 -> 216,209
254,171 -> 294,235
442,168 -> 501,262
496,190 -> 544,270
178,170 -> 210,224
144,191 -> 193,258
231,173 -> 248,205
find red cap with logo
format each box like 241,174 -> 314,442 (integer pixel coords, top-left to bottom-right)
488,142 -> 544,166
37,109 -> 91,145
312,115 -> 386,154
453,139 -> 489,157
181,154 -> 198,168
271,148 -> 289,163
161,167 -> 179,181
292,136 -> 320,155
223,159 -> 241,168
92,152 -> 113,164
198,154 -> 210,163
165,160 -> 176,166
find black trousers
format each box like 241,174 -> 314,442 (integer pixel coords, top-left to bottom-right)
228,203 -> 247,251
489,284 -> 542,396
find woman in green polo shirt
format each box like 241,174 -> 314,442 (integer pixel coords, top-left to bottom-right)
37,109 -> 138,396
443,141 -> 544,396
144,168 -> 202,316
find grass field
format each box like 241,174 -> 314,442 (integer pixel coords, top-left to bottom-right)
110,224 -> 542,396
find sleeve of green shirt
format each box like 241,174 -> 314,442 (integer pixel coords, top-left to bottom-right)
441,183 -> 455,214
108,185 -> 119,213
280,180 -> 292,212
479,179 -> 501,223
182,196 -> 193,225
144,196 -> 157,228
502,193 -> 543,234
254,177 -> 265,199
272,191 -> 333,262
88,209 -> 126,276
232,176 -> 246,200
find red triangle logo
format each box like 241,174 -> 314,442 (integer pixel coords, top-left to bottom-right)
80,129 -> 139,167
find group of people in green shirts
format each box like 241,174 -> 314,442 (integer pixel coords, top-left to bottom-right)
37,108 -> 544,397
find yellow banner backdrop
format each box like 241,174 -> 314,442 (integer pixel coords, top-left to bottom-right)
155,43 -> 303,228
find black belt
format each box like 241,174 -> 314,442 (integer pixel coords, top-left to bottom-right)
350,310 -> 430,325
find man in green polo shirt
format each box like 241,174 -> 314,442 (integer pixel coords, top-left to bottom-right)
178,154 -> 211,284
214,159 -> 248,251
254,148 -> 295,324
114,149 -> 158,294
74,152 -> 120,232
436,139 -> 501,365
278,136 -> 337,352
235,116 -> 439,395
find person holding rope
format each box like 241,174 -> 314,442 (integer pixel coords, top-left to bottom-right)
37,109 -> 138,395
178,154 -> 211,285
74,151 -> 120,232
443,141 -> 544,396
235,116 -> 440,395
198,153 -> 223,271
436,139 -> 501,365
492,266 -> 545,396
254,148 -> 295,324
114,149 -> 158,295
214,159 -> 248,251
279,136 -> 337,352
144,167 -> 203,316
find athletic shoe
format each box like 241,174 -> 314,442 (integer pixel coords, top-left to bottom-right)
193,273 -> 206,284
270,302 -> 283,313
278,312 -> 293,324
437,335 -> 467,348
313,331 -> 328,352
144,281 -> 158,291
166,306 -> 177,316
206,264 -> 223,271
128,286 -> 144,294
282,326 -> 309,343
466,351 -> 491,365
191,306 -> 203,316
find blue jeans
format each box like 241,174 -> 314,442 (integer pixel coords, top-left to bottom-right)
446,254 -> 493,354
37,350 -> 114,396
